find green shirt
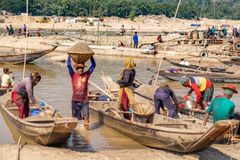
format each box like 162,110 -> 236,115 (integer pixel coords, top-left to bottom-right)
206,97 -> 235,123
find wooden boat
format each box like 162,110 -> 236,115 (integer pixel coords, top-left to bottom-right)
89,100 -> 239,153
57,42 -> 158,58
177,106 -> 212,121
0,46 -> 57,64
165,58 -> 228,73
147,68 -> 240,83
221,57 -> 240,66
0,92 -> 77,145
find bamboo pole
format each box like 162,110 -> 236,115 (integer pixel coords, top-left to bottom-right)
130,26 -> 133,47
97,19 -> 100,45
22,0 -> 29,79
89,81 -> 116,100
154,0 -> 182,85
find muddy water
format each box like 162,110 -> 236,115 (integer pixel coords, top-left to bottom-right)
0,56 -> 240,152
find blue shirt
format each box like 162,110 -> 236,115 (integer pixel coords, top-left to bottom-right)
133,34 -> 138,43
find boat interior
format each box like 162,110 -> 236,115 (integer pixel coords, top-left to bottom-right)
2,97 -> 63,124
90,101 -> 208,132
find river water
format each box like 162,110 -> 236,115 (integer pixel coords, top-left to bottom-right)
0,55 -> 240,151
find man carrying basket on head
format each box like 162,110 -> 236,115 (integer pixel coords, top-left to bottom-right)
67,43 -> 96,129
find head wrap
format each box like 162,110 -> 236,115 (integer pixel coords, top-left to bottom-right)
74,63 -> 85,69
30,72 -> 41,82
124,58 -> 136,69
3,68 -> 9,74
222,84 -> 238,94
180,76 -> 189,86
224,89 -> 234,95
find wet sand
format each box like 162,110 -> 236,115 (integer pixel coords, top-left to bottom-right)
1,143 -> 240,160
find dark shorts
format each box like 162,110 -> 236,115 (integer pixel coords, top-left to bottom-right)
202,84 -> 214,102
72,101 -> 89,120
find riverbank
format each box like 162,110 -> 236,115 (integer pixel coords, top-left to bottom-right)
0,15 -> 239,33
0,142 -> 240,160
0,35 -> 205,63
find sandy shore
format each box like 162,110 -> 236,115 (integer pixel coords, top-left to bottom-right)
0,142 -> 240,160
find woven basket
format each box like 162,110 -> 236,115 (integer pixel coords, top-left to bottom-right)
67,42 -> 94,63
131,102 -> 155,123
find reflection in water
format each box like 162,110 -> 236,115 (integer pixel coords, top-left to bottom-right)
64,130 -> 94,152
1,56 -> 240,151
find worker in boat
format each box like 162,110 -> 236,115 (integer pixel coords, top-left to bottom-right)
117,58 -> 136,120
154,84 -> 178,118
67,55 -> 96,128
0,68 -> 14,95
180,76 -> 214,110
203,84 -> 238,126
12,72 -> 41,119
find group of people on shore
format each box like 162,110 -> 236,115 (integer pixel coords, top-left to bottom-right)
5,24 -> 27,36
5,24 -> 41,37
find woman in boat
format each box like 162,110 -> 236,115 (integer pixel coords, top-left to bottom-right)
12,72 -> 41,119
67,55 -> 96,128
203,84 -> 238,126
117,58 -> 136,120
154,84 -> 178,118
180,76 -> 214,110
0,68 -> 14,95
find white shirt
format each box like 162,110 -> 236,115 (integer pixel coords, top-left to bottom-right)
1,74 -> 12,87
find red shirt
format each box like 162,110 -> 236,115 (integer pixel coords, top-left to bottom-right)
70,71 -> 91,103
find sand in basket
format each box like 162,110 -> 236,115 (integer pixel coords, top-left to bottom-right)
131,102 -> 155,123
67,42 -> 94,64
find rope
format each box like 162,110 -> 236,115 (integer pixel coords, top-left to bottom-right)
226,120 -> 238,160
154,0 -> 182,85
22,0 -> 29,79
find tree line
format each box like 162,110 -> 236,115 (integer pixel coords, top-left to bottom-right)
1,0 -> 240,20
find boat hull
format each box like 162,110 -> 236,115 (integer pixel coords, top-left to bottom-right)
0,46 -> 57,64
89,101 -> 238,153
158,70 -> 240,83
0,93 -> 77,145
